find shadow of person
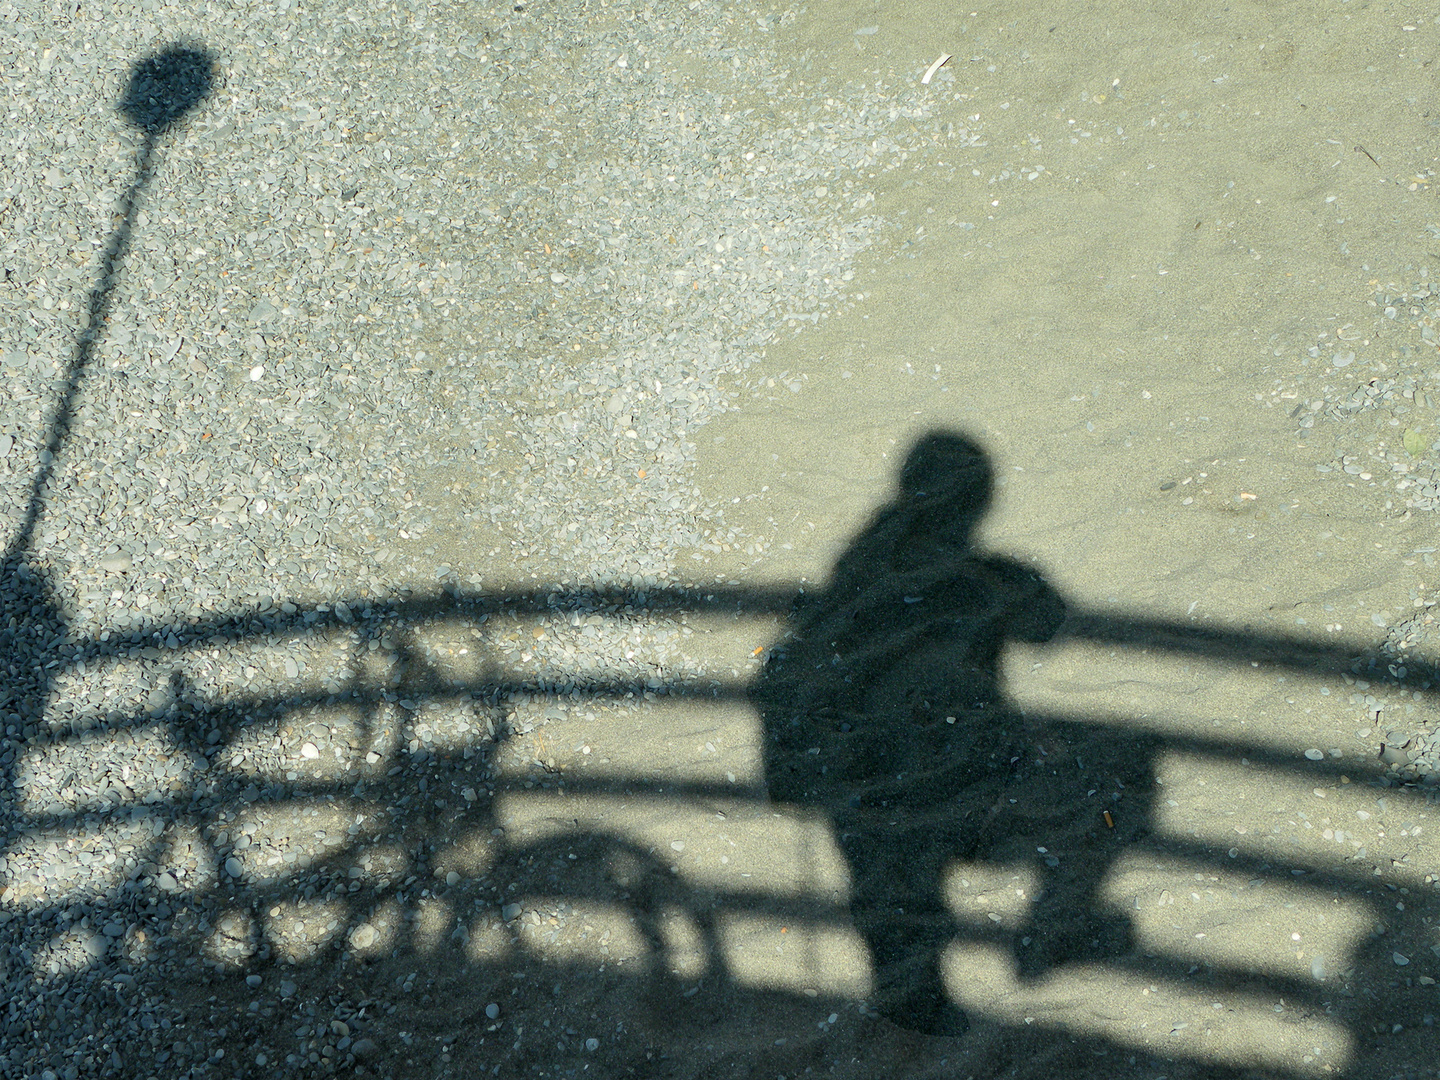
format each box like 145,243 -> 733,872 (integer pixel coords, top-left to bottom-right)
752,430 -> 1156,1037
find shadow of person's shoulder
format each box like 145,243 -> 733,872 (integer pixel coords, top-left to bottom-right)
962,554 -> 1068,643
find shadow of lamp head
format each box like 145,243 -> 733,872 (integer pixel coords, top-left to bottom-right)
118,45 -> 217,136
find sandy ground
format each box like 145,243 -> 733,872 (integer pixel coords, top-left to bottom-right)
313,2 -> 1440,1077
13,2 -> 1440,1079
499,1 -> 1440,1076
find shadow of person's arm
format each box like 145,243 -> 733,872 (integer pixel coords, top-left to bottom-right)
974,557 -> 1067,645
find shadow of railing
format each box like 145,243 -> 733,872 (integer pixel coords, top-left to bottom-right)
4,575 -> 1439,1078
5,40 -> 1440,1080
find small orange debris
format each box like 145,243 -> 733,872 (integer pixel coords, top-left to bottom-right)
637,469 -> 647,479
751,647 -> 765,658
1103,810 -> 1115,828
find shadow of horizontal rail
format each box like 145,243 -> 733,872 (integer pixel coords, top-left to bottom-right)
14,711 -> 1405,835
7,582 -> 1437,1080
52,582 -> 1439,695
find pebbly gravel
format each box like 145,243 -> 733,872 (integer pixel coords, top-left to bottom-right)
0,0 -> 982,1077
1275,274 -> 1440,789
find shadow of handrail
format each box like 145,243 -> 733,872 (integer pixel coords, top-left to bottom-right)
4,571 -> 1433,1078
82,581 -> 1438,696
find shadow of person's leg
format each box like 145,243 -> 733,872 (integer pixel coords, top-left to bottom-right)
839,813 -> 970,1037
998,719 -> 1157,982
1013,867 -> 1138,981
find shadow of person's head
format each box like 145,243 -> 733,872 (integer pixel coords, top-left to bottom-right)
898,429 -> 992,507
844,429 -> 995,576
